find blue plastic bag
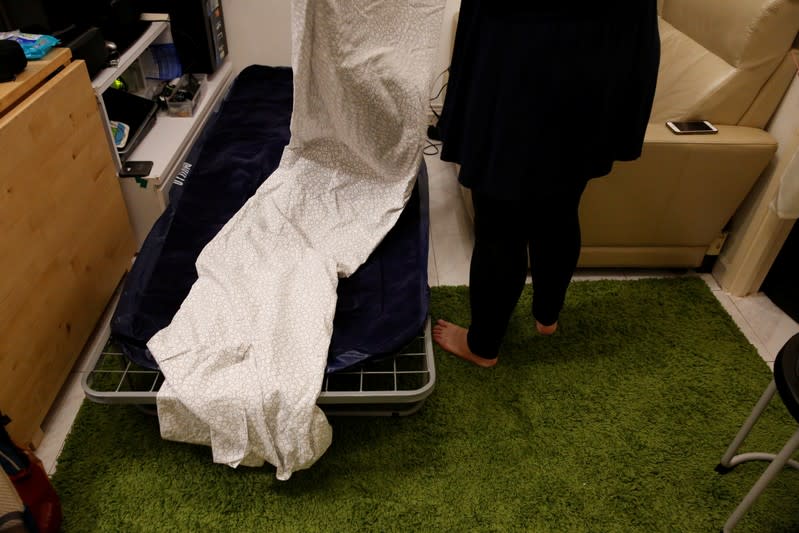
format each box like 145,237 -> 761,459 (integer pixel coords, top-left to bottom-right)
0,31 -> 59,60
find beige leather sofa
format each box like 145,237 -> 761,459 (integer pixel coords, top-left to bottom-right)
459,0 -> 799,268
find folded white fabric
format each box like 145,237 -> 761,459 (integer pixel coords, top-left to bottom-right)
148,0 -> 445,480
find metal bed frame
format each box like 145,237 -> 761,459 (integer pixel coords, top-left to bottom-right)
82,317 -> 436,417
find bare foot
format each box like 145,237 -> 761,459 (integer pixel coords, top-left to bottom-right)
536,321 -> 558,336
433,319 -> 498,368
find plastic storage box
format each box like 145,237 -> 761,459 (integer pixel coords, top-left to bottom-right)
166,74 -> 204,117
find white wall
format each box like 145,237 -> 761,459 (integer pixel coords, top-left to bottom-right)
768,76 -> 799,218
713,73 -> 799,294
223,0 -> 461,87
222,0 -> 292,71
435,0 -> 461,77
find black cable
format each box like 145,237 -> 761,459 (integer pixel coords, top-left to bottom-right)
428,68 -> 449,119
426,68 -> 449,144
429,101 -> 442,121
429,68 -> 449,97
430,80 -> 448,102
423,139 -> 441,156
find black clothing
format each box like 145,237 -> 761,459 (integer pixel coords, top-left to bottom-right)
439,1 -> 660,201
467,180 -> 588,359
439,3 -> 661,358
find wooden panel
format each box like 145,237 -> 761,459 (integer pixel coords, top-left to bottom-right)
0,48 -> 71,117
0,60 -> 136,446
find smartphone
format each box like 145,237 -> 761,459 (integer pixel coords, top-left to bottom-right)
666,120 -> 718,134
119,160 -> 154,178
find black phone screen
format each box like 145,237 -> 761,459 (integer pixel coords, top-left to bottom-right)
671,121 -> 715,132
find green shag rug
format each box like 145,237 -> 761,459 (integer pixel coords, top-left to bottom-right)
53,278 -> 799,532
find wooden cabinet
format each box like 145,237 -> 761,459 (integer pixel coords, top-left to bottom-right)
0,49 -> 136,447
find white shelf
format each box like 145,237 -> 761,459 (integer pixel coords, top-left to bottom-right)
93,13 -> 234,247
127,59 -> 236,187
92,20 -> 169,93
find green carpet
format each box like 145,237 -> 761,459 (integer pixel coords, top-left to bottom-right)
53,278 -> 799,532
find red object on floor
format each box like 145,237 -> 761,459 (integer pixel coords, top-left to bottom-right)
2,414 -> 62,533
9,449 -> 62,533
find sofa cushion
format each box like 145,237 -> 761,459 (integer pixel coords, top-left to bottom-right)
663,0 -> 798,68
652,0 -> 799,124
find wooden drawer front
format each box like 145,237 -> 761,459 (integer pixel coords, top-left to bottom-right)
0,61 -> 136,445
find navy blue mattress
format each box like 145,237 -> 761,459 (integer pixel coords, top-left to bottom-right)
111,65 -> 430,374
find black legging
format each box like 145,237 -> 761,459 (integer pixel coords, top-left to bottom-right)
466,179 -> 589,359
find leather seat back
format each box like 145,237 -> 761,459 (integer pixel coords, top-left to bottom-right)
651,0 -> 799,127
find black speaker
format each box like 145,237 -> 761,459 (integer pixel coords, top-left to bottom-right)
0,0 -> 146,60
62,27 -> 108,79
141,0 -> 228,74
70,0 -> 147,54
0,40 -> 26,82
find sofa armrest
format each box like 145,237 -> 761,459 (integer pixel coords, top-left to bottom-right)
579,124 -> 777,250
642,123 -> 777,148
460,124 -> 776,234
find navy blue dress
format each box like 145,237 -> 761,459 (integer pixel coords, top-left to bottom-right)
439,1 -> 660,201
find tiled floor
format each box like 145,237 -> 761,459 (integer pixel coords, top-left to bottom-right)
34,153 -> 799,475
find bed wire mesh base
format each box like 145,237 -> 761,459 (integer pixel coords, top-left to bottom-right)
82,318 -> 436,417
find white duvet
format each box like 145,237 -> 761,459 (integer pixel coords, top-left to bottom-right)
147,0 -> 445,480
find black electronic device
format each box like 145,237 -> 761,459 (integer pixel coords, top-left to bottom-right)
119,160 -> 153,178
141,0 -> 228,74
666,120 -> 719,135
102,88 -> 158,162
0,39 -> 26,82
0,0 -> 145,70
78,0 -> 146,54
61,27 -> 108,78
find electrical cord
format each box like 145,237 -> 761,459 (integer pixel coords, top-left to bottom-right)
424,67 -> 449,155
428,67 -> 449,122
429,68 -> 449,98
423,139 -> 441,156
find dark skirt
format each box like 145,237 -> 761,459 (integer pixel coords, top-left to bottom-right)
439,1 -> 660,201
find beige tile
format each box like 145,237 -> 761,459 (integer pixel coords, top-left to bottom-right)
428,213 -> 472,286
606,270 -> 721,292
425,154 -> 472,287
697,272 -> 722,291
713,291 -> 773,363
621,269 -> 710,283
572,268 -> 629,281
434,231 -> 471,286
35,372 -> 86,475
423,154 -> 459,193
622,269 -> 679,280
427,228 -> 439,287
730,293 -> 799,359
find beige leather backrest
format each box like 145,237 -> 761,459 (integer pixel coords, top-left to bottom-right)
651,0 -> 799,126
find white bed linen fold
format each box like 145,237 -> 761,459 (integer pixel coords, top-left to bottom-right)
148,0 -> 445,480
